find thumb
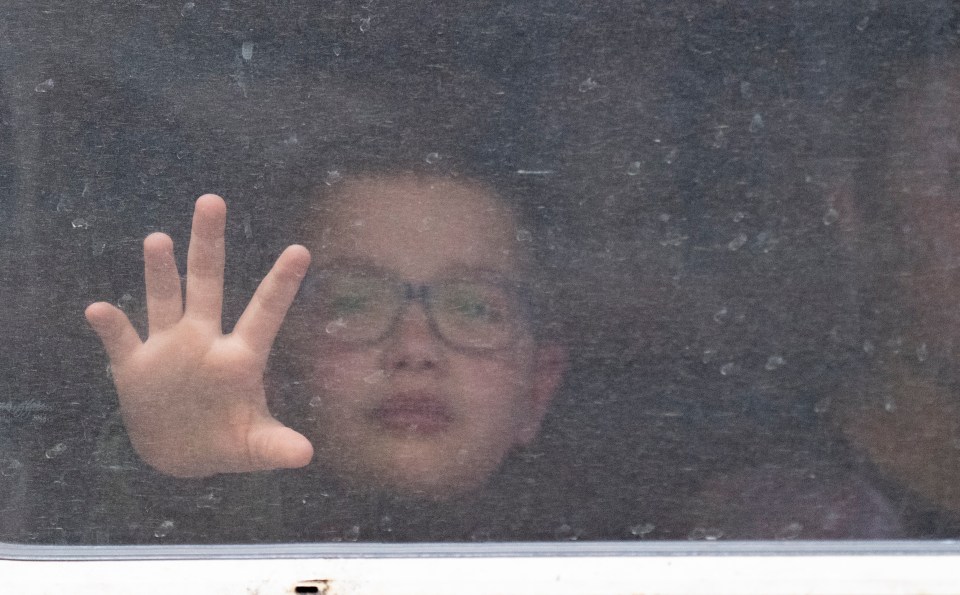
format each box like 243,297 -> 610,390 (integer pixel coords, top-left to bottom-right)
247,421 -> 314,470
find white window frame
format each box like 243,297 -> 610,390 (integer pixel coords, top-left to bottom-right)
3,542 -> 960,594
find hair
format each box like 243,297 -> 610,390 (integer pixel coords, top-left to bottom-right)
256,74 -> 575,429
843,52 -> 960,371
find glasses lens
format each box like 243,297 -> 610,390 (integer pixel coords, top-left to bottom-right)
432,281 -> 522,350
314,273 -> 399,343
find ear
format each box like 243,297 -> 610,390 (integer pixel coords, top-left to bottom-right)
517,342 -> 568,445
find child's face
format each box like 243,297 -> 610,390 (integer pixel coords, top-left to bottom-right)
293,175 -> 565,499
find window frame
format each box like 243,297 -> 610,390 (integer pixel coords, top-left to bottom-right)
3,542 -> 960,593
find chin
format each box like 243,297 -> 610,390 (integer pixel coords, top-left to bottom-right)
315,436 -> 504,501
364,466 -> 489,502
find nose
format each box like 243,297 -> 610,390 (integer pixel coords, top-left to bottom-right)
382,302 -> 444,372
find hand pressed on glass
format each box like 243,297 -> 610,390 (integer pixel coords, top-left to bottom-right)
87,176 -> 566,500
84,194 -> 314,478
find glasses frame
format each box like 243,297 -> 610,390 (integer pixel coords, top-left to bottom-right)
298,267 -> 536,354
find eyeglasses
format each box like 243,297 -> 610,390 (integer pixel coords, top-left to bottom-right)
299,268 -> 533,352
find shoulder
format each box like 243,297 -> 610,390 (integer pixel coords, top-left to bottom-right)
686,462 -> 905,539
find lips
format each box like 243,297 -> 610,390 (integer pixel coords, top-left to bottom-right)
369,391 -> 454,435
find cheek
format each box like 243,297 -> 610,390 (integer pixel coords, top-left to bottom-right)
309,345 -> 386,412
454,353 -> 534,427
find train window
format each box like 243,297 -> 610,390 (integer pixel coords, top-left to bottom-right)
2,1 -> 960,592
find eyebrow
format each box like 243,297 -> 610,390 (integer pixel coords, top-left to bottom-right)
315,258 -> 522,284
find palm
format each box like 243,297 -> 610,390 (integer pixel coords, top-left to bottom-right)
85,194 -> 313,477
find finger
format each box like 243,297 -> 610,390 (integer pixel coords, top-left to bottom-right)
85,302 -> 143,366
144,232 -> 183,335
185,194 -> 227,325
247,421 -> 314,471
233,245 -> 311,356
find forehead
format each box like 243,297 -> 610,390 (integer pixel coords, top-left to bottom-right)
310,175 -> 526,280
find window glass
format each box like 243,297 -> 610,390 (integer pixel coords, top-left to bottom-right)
2,0 -> 960,546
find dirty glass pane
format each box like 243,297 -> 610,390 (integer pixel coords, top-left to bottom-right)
2,1 -> 960,545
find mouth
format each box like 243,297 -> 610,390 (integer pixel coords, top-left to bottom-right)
369,391 -> 455,435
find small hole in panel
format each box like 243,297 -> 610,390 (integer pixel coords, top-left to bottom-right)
293,581 -> 331,595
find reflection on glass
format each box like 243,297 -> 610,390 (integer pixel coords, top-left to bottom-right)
3,2 -> 960,545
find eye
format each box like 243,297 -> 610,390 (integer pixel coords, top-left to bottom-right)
444,291 -> 506,323
456,298 -> 495,320
330,293 -> 371,315
322,274 -> 391,316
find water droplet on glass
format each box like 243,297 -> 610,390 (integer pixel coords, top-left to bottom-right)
553,523 -> 582,540
1,459 -> 23,477
739,81 -> 753,98
425,152 -> 441,164
688,527 -> 724,541
309,396 -> 323,408
664,148 -> 679,165
712,126 -> 728,149
325,318 -> 347,335
343,525 -> 361,542
883,396 -> 897,413
34,78 -> 55,93
658,213 -> 671,223
659,232 -> 688,247
702,348 -> 717,364
324,170 -> 343,186
154,520 -> 175,538
727,233 -> 748,251
822,207 -> 840,226
713,307 -> 729,323
916,343 -> 928,362
719,362 -> 735,376
756,230 -> 777,253
626,161 -> 643,176
45,443 -> 67,459
629,523 -> 655,538
470,528 -> 493,541
71,217 -> 90,229
515,229 -> 533,243
813,398 -> 830,414
117,293 -> 135,313
180,2 -> 195,16
863,340 -> 876,355
242,213 -> 253,240
578,77 -> 599,93
732,211 -> 746,223
359,16 -> 371,32
749,113 -> 764,133
363,370 -> 386,385
856,15 -> 870,31
886,336 -> 903,354
764,355 -> 785,371
332,44 -> 343,57
196,492 -> 222,509
241,41 -> 254,61
775,522 -> 803,540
